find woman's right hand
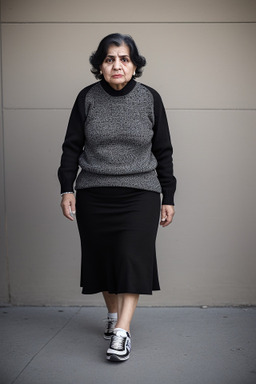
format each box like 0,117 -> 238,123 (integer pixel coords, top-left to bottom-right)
60,193 -> 76,221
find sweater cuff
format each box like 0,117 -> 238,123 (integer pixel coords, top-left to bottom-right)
61,192 -> 74,196
60,184 -> 74,195
162,190 -> 175,206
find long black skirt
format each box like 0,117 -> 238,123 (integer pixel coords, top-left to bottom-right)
76,187 -> 161,295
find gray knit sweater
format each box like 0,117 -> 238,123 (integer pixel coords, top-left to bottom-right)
58,79 -> 176,205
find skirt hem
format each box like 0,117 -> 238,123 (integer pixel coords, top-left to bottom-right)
81,287 -> 161,295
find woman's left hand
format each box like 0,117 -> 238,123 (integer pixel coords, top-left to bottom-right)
160,205 -> 175,227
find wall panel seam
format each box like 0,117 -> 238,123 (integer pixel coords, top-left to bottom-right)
0,18 -> 11,304
1,21 -> 256,25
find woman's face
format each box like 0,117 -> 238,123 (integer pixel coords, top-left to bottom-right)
100,44 -> 137,90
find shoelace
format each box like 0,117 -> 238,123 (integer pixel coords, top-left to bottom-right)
103,318 -> 117,332
110,334 -> 125,350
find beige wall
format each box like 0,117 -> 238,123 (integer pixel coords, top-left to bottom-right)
0,0 -> 256,306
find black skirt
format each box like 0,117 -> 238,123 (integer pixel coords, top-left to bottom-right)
76,187 -> 161,295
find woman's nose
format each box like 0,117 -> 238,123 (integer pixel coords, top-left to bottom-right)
113,58 -> 121,70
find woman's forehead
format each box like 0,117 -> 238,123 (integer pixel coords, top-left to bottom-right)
106,44 -> 130,56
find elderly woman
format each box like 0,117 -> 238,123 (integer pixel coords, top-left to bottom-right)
58,33 -> 176,362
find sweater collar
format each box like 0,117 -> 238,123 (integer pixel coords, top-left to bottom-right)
100,78 -> 137,96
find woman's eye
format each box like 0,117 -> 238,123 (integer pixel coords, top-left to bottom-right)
106,58 -> 113,63
121,58 -> 129,62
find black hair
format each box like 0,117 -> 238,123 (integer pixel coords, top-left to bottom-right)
90,33 -> 146,80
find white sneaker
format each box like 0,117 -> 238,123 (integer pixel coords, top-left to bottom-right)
106,328 -> 131,362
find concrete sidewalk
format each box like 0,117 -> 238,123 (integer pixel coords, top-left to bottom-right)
0,307 -> 256,384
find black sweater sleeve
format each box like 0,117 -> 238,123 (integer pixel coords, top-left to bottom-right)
146,86 -> 177,205
58,89 -> 86,194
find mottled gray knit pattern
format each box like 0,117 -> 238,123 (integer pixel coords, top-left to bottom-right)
75,82 -> 162,193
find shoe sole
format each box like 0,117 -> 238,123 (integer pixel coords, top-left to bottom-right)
106,354 -> 130,362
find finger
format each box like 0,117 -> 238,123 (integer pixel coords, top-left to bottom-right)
167,210 -> 174,223
161,217 -> 171,227
61,199 -> 74,221
160,215 -> 168,226
160,218 -> 169,227
160,207 -> 167,222
70,200 -> 76,216
64,205 -> 74,221
160,215 -> 167,224
160,207 -> 175,227
160,208 -> 171,221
